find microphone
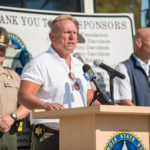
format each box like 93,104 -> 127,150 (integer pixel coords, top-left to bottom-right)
82,64 -> 114,105
93,60 -> 126,79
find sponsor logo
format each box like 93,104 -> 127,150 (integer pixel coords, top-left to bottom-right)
83,68 -> 96,81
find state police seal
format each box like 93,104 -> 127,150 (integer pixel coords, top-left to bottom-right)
4,32 -> 31,75
105,131 -> 145,150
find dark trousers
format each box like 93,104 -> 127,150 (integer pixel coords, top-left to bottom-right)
0,132 -> 17,150
30,132 -> 59,150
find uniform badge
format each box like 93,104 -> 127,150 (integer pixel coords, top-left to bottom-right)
33,124 -> 45,138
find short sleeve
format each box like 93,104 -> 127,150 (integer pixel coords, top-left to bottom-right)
113,63 -> 132,102
21,59 -> 44,85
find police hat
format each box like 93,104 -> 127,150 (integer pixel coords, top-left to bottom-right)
0,26 -> 9,48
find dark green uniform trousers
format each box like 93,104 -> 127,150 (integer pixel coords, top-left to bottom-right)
30,132 -> 59,150
0,132 -> 17,150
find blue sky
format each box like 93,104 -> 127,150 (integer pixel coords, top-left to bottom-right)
141,0 -> 148,9
141,0 -> 149,27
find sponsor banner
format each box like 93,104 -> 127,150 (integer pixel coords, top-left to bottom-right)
0,6 -> 135,90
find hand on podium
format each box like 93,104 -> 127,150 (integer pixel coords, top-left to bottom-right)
42,102 -> 65,111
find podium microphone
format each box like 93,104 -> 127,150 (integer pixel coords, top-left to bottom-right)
93,59 -> 126,79
82,64 -> 114,105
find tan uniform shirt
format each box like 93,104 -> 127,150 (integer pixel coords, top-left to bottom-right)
0,67 -> 20,115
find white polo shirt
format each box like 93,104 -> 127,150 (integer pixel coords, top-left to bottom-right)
21,46 -> 91,130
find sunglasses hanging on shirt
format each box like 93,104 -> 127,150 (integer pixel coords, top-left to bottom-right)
68,72 -> 80,91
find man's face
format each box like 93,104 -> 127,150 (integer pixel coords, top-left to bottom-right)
135,29 -> 150,62
141,37 -> 150,60
50,20 -> 78,56
0,47 -> 6,65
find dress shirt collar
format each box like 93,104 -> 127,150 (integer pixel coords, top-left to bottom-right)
133,53 -> 150,76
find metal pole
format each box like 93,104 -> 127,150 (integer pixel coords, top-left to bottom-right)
80,0 -> 84,12
83,0 -> 94,13
21,0 -> 27,8
94,0 -> 96,13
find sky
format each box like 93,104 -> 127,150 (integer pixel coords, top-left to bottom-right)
141,0 -> 149,27
141,0 -> 148,9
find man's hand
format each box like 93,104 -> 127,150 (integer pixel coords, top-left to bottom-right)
0,115 -> 14,132
43,102 -> 65,111
120,100 -> 135,106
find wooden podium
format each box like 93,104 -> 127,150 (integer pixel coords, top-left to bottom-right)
32,105 -> 150,150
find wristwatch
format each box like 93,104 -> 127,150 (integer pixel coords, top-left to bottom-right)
10,113 -> 17,121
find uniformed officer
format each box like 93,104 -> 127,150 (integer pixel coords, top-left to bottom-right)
0,26 -> 30,150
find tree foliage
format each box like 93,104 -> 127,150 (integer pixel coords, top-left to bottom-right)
95,0 -> 141,30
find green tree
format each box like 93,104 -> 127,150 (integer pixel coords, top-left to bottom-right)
95,0 -> 141,30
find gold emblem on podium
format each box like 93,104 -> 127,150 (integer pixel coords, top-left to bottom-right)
105,130 -> 145,150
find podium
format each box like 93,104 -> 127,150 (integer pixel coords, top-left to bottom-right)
32,105 -> 150,150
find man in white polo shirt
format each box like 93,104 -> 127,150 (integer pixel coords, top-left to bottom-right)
18,14 -> 96,150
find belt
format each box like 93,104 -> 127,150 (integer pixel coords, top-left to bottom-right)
0,130 -> 16,138
0,123 -> 17,137
32,124 -> 59,137
45,126 -> 59,134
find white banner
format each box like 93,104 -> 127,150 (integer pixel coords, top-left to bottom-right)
0,6 -> 135,91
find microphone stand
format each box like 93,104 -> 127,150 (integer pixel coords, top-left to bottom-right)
89,90 -> 98,106
89,78 -> 114,106
89,89 -> 114,106
108,73 -> 115,103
